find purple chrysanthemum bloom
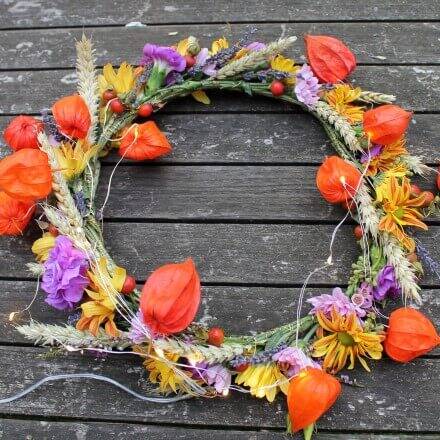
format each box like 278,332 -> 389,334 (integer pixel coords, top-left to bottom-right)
128,310 -> 151,344
272,347 -> 320,377
361,144 -> 383,164
373,265 -> 401,301
295,64 -> 320,108
41,236 -> 89,310
307,287 -> 365,318
141,44 -> 186,91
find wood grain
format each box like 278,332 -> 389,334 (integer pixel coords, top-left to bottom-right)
0,346 -> 438,431
0,0 -> 438,28
1,419 -> 438,440
3,223 -> 440,286
1,281 -> 439,346
1,113 -> 439,164
0,67 -> 439,115
2,23 -> 439,69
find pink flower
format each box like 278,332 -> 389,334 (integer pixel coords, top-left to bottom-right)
307,287 -> 366,318
272,347 -> 320,377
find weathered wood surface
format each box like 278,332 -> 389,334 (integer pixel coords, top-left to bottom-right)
1,281 -> 439,357
2,23 -> 440,69
3,223 -> 440,286
0,345 -> 439,431
2,420 -> 438,440
1,66 -> 440,114
0,0 -> 438,28
0,113 -> 439,164
0,0 -> 439,437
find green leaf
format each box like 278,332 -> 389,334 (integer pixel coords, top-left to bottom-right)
303,423 -> 315,440
242,82 -> 253,96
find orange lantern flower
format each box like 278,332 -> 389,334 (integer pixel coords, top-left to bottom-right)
52,95 -> 91,139
316,156 -> 361,204
287,367 -> 341,432
305,35 -> 356,83
0,191 -> 35,235
140,258 -> 201,335
384,307 -> 440,363
118,121 -> 172,161
3,115 -> 43,151
363,104 -> 412,145
0,149 -> 52,202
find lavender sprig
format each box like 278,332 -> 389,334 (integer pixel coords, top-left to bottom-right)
243,69 -> 291,82
230,344 -> 288,367
41,109 -> 65,143
415,239 -> 440,280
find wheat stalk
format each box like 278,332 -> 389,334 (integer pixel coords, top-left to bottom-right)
400,155 -> 433,177
214,36 -> 297,79
17,321 -> 132,349
315,101 -> 361,151
76,34 -> 99,144
357,91 -> 396,104
356,181 -> 380,240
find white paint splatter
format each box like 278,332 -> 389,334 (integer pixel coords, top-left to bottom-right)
8,1 -> 40,14
61,73 -> 78,84
164,5 -> 178,12
125,21 -> 146,27
16,41 -> 33,49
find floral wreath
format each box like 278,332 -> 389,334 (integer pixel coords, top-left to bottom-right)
1,32 -> 439,439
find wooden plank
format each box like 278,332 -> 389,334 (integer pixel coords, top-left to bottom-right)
3,222 -> 440,286
94,165 -> 345,221
1,113 -> 439,164
2,23 -> 440,69
0,0 -> 438,28
0,67 -> 439,114
1,280 -> 439,346
1,419 -> 438,440
0,345 -> 438,431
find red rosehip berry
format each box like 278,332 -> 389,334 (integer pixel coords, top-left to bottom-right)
234,363 -> 249,372
48,225 -> 59,237
421,191 -> 434,207
437,166 -> 440,190
353,225 -> 363,240
102,89 -> 117,101
184,55 -> 196,68
110,99 -> 125,114
207,327 -> 225,347
121,275 -> 136,294
270,80 -> 285,96
137,103 -> 154,118
410,184 -> 421,196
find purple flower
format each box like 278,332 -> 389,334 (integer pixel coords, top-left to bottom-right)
128,310 -> 151,344
295,64 -> 320,108
190,362 -> 231,394
141,44 -> 186,91
246,41 -> 266,51
141,44 -> 186,72
351,282 -> 374,312
272,347 -> 320,377
41,236 -> 89,310
374,265 -> 401,301
307,287 -> 365,318
195,48 -> 217,76
361,144 -> 383,164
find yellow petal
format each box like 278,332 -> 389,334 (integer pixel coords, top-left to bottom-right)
192,90 -> 211,105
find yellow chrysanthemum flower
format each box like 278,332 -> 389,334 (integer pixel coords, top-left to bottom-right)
98,62 -> 135,95
31,233 -> 56,262
377,176 -> 427,252
54,140 -> 99,180
270,55 -> 299,86
313,309 -> 384,373
76,257 -> 126,337
211,37 -> 229,55
138,347 -> 188,394
366,137 -> 408,176
374,165 -> 408,202
325,84 -> 364,123
235,363 -> 289,402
